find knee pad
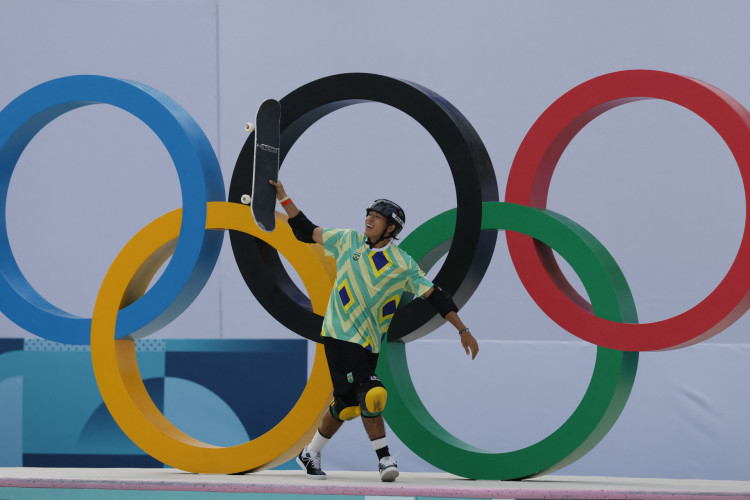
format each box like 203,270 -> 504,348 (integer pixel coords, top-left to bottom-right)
357,377 -> 387,417
330,397 -> 361,422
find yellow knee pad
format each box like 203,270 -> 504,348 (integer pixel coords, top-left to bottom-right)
361,386 -> 387,417
338,405 -> 362,421
330,399 -> 361,421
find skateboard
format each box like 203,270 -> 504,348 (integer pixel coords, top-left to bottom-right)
246,98 -> 281,232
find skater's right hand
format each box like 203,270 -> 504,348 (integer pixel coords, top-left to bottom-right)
269,179 -> 287,200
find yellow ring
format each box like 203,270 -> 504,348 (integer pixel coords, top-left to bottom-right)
91,202 -> 334,473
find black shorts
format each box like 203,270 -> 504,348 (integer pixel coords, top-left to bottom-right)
322,336 -> 379,403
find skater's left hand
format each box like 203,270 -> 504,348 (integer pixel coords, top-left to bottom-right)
461,331 -> 479,359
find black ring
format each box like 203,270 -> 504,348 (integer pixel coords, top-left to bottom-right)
229,73 -> 498,343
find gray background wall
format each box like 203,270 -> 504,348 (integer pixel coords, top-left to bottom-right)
1,0 -> 750,479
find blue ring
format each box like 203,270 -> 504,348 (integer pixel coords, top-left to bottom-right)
0,75 -> 224,344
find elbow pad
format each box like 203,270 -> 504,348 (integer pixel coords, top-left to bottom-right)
288,211 -> 318,243
426,285 -> 458,318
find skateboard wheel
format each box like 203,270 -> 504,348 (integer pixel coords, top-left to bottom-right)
244,122 -> 255,133
240,194 -> 251,205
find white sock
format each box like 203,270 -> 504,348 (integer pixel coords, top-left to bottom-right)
370,437 -> 387,451
307,430 -> 330,453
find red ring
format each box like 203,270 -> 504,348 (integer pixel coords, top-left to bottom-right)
505,70 -> 750,351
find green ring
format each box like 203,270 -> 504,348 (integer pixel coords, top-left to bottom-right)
378,202 -> 639,480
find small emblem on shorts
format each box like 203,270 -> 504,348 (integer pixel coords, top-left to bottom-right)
347,372 -> 354,383
353,252 -> 361,261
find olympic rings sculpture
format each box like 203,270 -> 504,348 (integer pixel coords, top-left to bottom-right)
0,70 -> 748,480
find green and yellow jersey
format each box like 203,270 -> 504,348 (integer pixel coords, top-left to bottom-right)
321,228 -> 433,353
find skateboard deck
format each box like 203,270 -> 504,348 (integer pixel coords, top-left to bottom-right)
251,98 -> 281,232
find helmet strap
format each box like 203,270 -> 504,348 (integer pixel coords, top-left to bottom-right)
366,225 -> 394,249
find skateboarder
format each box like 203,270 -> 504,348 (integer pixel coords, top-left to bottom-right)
269,179 -> 479,482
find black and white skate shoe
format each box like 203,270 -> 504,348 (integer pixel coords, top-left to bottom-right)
297,448 -> 326,480
378,455 -> 399,482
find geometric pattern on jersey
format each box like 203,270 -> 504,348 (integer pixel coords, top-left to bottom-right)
379,295 -> 400,323
320,228 -> 433,353
368,251 -> 392,278
338,279 -> 355,312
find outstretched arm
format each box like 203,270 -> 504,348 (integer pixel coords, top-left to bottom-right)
422,286 -> 479,360
269,179 -> 323,244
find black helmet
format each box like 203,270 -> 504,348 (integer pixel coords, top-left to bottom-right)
366,199 -> 406,238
